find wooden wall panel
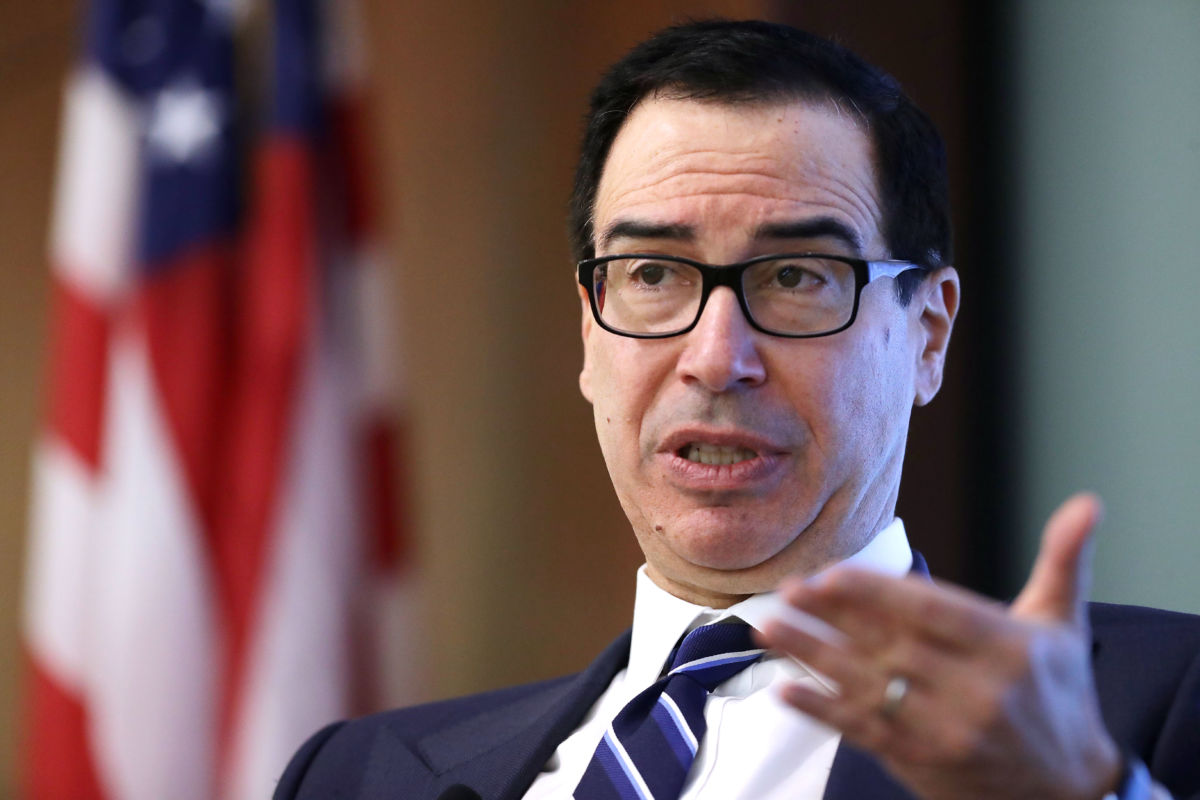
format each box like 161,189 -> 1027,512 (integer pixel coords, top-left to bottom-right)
359,0 -> 774,700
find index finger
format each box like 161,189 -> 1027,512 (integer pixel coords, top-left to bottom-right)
781,568 -> 1012,652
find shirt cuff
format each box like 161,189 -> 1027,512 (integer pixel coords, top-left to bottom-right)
1102,757 -> 1172,800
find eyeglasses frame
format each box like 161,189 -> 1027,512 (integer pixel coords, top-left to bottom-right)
577,252 -> 930,339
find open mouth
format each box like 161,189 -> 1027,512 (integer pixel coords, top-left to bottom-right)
660,430 -> 783,489
678,443 -> 759,466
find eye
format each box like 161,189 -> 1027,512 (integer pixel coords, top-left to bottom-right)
633,262 -> 667,285
623,259 -> 692,289
633,261 -> 681,286
772,264 -> 824,289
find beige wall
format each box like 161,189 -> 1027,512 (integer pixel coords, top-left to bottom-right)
0,1 -> 769,794
1,3 -> 75,795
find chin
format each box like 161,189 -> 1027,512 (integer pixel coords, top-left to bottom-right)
662,558 -> 786,604
658,516 -> 802,574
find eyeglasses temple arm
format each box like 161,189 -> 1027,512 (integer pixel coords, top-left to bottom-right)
866,260 -> 925,281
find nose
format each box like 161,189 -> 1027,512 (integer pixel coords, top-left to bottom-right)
676,287 -> 766,391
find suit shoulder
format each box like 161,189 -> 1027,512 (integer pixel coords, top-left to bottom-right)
1089,601 -> 1200,642
273,720 -> 350,799
1088,602 -> 1200,792
273,675 -> 577,799
1089,601 -> 1200,671
359,674 -> 579,741
1088,601 -> 1200,726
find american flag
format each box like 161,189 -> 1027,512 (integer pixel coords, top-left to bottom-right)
21,0 -> 422,797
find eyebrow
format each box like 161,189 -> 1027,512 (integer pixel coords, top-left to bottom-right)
599,220 -> 695,250
754,218 -> 864,253
598,216 -> 864,254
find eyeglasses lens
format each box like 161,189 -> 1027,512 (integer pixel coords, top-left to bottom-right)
594,256 -> 856,336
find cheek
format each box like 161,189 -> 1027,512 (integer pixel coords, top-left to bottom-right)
844,327 -> 918,446
587,340 -> 673,456
796,329 -> 908,448
774,347 -> 857,433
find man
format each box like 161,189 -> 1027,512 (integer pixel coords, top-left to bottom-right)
275,20 -> 1200,800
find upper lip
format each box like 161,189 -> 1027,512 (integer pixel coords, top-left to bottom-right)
657,426 -> 785,457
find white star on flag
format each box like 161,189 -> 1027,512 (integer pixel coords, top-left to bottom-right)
145,80 -> 223,165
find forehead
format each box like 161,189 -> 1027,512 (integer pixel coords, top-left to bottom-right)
593,97 -> 883,257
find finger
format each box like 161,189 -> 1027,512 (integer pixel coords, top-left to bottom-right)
1011,492 -> 1103,626
772,575 -> 889,653
775,576 -> 987,683
782,569 -> 1009,654
779,682 -> 897,752
758,614 -> 893,703
761,595 -> 976,704
776,650 -> 1009,766
779,679 -> 943,763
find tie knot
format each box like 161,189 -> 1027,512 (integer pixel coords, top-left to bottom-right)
666,621 -> 763,691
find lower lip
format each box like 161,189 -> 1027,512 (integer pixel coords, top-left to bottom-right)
656,451 -> 785,491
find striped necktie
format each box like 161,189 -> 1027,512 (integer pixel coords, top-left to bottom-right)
574,621 -> 764,800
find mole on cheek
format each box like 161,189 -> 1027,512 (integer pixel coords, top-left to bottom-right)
654,525 -> 664,533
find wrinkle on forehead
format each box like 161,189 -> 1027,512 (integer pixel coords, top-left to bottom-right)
594,98 -> 884,256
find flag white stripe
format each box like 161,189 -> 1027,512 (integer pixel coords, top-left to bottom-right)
352,245 -> 406,405
49,68 -> 139,301
225,294 -> 360,800
87,331 -> 217,800
23,439 -> 100,688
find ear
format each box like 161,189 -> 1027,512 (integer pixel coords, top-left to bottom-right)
578,282 -> 596,403
913,267 -> 960,407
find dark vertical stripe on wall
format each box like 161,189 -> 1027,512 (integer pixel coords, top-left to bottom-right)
961,1 -> 1019,599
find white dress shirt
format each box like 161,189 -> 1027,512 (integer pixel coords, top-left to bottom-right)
523,519 -> 913,799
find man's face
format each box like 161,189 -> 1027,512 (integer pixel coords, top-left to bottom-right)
579,97 -> 955,607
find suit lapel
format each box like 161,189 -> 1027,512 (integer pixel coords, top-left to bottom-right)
822,743 -> 918,800
361,631 -> 632,800
360,552 -> 941,798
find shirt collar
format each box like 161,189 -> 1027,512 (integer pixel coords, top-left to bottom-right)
627,518 -> 912,687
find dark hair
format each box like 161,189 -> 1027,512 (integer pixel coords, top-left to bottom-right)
569,19 -> 951,303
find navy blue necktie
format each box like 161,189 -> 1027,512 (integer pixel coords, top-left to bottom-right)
574,621 -> 764,800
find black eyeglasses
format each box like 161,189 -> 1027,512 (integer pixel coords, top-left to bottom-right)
578,253 -> 928,339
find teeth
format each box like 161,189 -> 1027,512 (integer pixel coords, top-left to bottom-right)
684,443 -> 758,465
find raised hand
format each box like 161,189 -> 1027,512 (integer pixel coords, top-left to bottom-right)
758,493 -> 1122,800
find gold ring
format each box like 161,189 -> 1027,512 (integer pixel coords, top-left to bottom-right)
880,675 -> 909,719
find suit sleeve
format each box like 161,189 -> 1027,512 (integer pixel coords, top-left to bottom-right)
272,721 -> 347,799
1148,645 -> 1200,800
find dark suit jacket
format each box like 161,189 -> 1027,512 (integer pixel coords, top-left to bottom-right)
275,602 -> 1200,800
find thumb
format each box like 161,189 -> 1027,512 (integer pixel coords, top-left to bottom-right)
1011,492 -> 1104,626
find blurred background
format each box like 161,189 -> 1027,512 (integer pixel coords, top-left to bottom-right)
1,0 -> 1197,797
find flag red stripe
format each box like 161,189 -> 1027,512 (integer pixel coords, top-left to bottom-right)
214,137 -> 314,760
350,417 -> 406,715
139,243 -> 233,534
44,277 -> 110,471
22,651 -> 108,800
362,417 -> 405,570
329,95 -> 378,241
